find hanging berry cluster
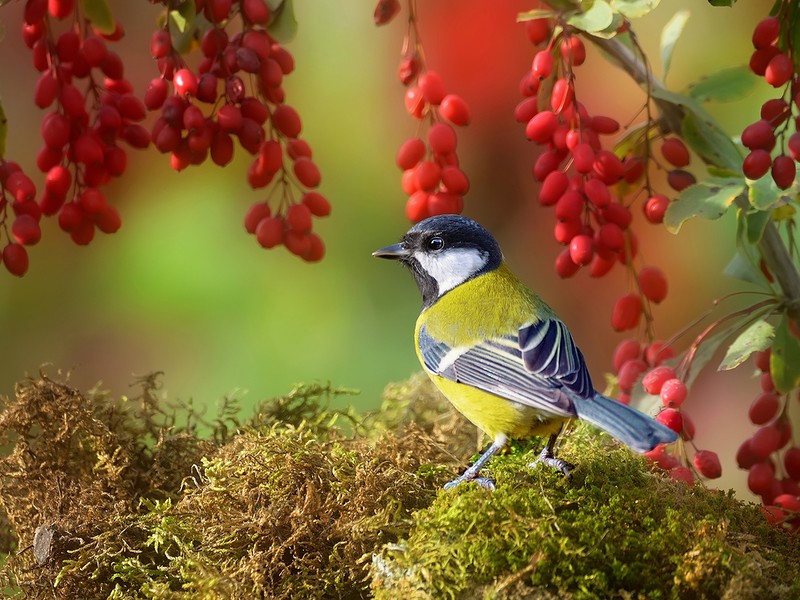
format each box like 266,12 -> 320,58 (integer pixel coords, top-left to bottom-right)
0,0 -> 148,276
145,0 -> 329,261
742,6 -> 800,190
375,0 -> 472,223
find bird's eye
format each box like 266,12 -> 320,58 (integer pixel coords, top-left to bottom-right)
427,236 -> 445,251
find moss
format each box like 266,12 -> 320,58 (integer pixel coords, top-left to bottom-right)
0,372 -> 798,599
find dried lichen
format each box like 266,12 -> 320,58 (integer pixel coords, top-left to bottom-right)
0,372 -> 798,599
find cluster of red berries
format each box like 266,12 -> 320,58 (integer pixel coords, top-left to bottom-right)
519,18 -> 676,335
612,337 -> 722,484
742,9 -> 800,190
736,349 -> 800,531
376,0 -> 472,222
0,0 -> 149,276
145,0 -> 328,261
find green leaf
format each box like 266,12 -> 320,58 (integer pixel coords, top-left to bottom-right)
682,109 -> 743,172
707,0 -> 736,6
587,12 -> 625,39
683,319 -> 747,386
746,174 -> 784,210
610,0 -> 660,18
771,316 -> 800,393
723,252 -> 764,285
516,8 -> 558,21
267,0 -> 297,43
169,1 -> 196,33
0,97 -> 6,158
660,10 -> 690,80
686,66 -> 758,103
612,121 -> 658,158
567,0 -> 614,33
719,319 -> 775,371
663,177 -> 745,233
82,0 -> 115,35
745,209 -> 771,244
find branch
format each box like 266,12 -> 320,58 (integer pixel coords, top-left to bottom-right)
587,34 -> 800,322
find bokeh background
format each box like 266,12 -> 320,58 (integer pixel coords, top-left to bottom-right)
0,0 -> 787,498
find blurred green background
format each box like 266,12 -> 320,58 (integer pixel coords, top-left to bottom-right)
0,1 -> 779,493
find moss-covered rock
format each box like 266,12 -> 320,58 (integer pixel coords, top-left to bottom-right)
0,372 -> 798,599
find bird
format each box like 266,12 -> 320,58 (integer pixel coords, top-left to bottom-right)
373,214 -> 677,490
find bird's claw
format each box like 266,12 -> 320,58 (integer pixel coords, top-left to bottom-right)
531,446 -> 574,477
443,475 -> 496,491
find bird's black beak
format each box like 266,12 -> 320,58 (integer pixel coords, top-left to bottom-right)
372,243 -> 409,260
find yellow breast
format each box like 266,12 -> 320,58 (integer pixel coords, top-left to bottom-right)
414,264 -> 567,440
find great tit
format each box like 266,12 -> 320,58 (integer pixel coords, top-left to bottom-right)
374,214 -> 677,490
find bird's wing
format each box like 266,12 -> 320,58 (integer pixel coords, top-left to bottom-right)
418,318 -> 591,417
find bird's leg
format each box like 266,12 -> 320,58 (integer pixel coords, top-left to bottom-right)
444,436 -> 506,491
531,428 -> 574,477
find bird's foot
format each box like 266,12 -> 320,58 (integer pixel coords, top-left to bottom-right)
443,474 -> 496,491
530,446 -> 573,477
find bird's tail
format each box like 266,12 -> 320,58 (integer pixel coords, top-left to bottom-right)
573,392 -> 677,453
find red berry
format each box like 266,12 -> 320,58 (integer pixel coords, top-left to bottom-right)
748,462 -> 776,496
11,214 -> 41,246
623,156 -> 645,183
761,98 -> 790,126
533,150 -> 562,181
553,219 -> 580,245
660,378 -> 687,408
751,425 -> 781,459
765,53 -> 793,88
596,222 -> 624,253
560,36 -> 586,66
660,138 -> 690,167
741,119 -> 775,150
48,0 -> 74,19
242,0 -> 270,24
514,97 -> 539,123
293,158 -> 321,188
428,123 -> 457,155
584,178 -> 610,208
428,192 -> 462,216
589,116 -> 620,135
217,104 -> 243,132
396,138 -> 426,170
568,234 -> 593,266
555,190 -> 583,221
656,408 -> 683,434
284,231 -> 311,257
302,192 -> 331,217
742,149 -> 772,180
550,79 -> 573,112
666,169 -> 696,192
736,439 -> 758,469
752,16 -> 780,49
642,366 -> 676,395
592,150 -> 624,184
639,266 -> 668,303
441,167 -> 469,195
3,243 -> 29,276
555,248 -> 580,279
397,55 -> 418,85
174,68 -> 198,97
645,444 -> 679,470
784,446 -> 800,480
788,132 -> 800,162
531,50 -> 553,80
404,86 -> 426,119
771,155 -> 796,190
405,190 -> 430,222
669,466 -> 695,486
774,493 -> 800,513
644,194 -> 670,224
613,339 -> 641,373
287,203 -> 312,233
611,293 -> 642,332
34,71 -> 58,109
210,131 -> 234,166
589,253 -> 615,278
749,392 -> 780,425
693,450 -> 722,479
150,29 -> 171,59
526,111 -> 558,143
207,0 -> 232,22
539,171 -> 569,206
272,104 -> 302,137
255,216 -> 284,248
439,94 -> 470,126
571,143 -> 595,174
755,348 -> 771,372
95,204 -> 121,234
524,18 -> 551,45
418,71 -> 447,105
617,358 -> 647,394
6,172 -> 36,203
244,203 -> 271,234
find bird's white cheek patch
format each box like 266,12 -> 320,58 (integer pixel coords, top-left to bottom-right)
414,248 -> 489,295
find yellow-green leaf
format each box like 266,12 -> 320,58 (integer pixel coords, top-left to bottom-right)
83,0 -> 115,35
682,109 -> 742,172
611,0 -> 660,18
719,319 -> 774,371
268,0 -> 297,43
516,8 -> 558,21
664,177 -> 745,233
567,0 -> 614,33
660,10 -> 689,80
686,65 -> 758,103
771,316 -> 800,394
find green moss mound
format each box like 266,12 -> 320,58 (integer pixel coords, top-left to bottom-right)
0,372 -> 798,599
